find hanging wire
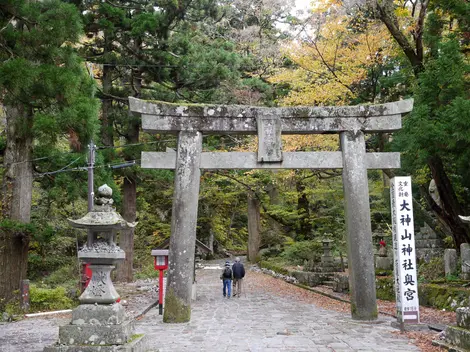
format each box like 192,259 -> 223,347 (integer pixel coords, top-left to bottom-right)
37,156 -> 83,177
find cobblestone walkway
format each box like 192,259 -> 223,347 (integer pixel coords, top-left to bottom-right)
137,264 -> 420,352
0,263 -> 421,352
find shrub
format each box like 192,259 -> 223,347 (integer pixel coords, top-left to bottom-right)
259,260 -> 290,276
30,285 -> 76,312
134,258 -> 159,280
281,240 -> 322,265
418,257 -> 445,282
42,264 -> 80,290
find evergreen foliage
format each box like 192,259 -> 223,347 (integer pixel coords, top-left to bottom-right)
0,0 -> 469,309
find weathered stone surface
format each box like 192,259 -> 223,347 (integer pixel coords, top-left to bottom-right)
71,304 -> 126,326
461,244 -> 470,280
58,320 -> 133,345
291,271 -> 332,287
163,131 -> 202,323
375,256 -> 393,270
445,249 -> 458,276
44,334 -> 147,352
257,114 -> 282,162
141,151 -> 400,170
332,273 -> 349,293
141,114 -> 403,134
445,325 -> 470,351
457,307 -> 470,329
79,265 -> 120,304
414,239 -> 444,248
130,97 -> 412,134
341,130 -> 377,320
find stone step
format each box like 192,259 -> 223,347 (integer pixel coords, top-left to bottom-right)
324,280 -> 335,288
445,325 -> 470,351
457,307 -> 470,329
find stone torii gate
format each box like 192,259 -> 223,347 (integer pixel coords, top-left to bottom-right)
129,97 -> 413,323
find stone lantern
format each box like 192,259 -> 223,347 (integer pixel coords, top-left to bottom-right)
320,238 -> 335,272
69,184 -> 133,304
44,185 -> 146,352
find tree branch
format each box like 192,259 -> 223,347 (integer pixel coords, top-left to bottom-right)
375,0 -> 424,75
206,171 -> 293,228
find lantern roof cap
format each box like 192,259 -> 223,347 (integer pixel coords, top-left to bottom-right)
68,184 -> 136,230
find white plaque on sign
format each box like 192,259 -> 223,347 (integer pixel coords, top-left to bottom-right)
390,176 -> 419,324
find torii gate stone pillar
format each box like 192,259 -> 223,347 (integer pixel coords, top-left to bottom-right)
130,97 -> 413,322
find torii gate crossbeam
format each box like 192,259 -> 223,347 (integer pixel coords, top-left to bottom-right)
129,97 -> 413,323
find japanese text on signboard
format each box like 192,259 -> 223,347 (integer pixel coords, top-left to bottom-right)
390,176 -> 419,323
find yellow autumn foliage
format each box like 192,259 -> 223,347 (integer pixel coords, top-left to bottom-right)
270,1 -> 398,106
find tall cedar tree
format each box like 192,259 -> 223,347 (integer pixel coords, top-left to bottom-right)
374,0 -> 470,247
79,0 -> 242,281
0,0 -> 99,306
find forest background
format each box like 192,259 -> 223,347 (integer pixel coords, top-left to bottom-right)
0,0 -> 469,312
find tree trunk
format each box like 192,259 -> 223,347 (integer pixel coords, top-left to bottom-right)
208,229 -> 214,253
247,193 -> 261,262
0,104 -> 33,308
376,0 -> 425,76
296,177 -> 312,239
115,66 -> 141,282
100,37 -> 114,147
266,178 -> 283,246
115,114 -> 139,282
116,176 -> 136,282
427,156 -> 470,248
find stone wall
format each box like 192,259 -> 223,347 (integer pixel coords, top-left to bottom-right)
415,223 -> 445,261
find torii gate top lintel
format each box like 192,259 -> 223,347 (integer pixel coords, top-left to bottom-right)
129,97 -> 413,135
129,97 -> 413,170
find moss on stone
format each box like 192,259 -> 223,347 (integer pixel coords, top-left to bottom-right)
375,276 -> 395,301
128,334 -> 144,343
350,302 -> 378,320
146,99 -> 207,108
419,284 -> 470,311
163,288 -> 191,323
350,302 -> 357,316
259,261 -> 291,276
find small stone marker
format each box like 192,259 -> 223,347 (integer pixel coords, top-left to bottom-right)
444,249 -> 458,277
20,279 -> 30,313
461,244 -> 470,280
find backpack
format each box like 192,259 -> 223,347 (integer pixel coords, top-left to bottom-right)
222,266 -> 232,279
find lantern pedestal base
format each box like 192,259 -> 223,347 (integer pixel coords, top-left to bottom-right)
79,264 -> 121,304
44,304 -> 148,352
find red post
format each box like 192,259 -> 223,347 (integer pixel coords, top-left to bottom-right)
152,250 -> 168,315
80,263 -> 93,293
159,269 -> 164,315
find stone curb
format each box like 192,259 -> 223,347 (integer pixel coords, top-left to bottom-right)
432,339 -> 467,352
133,300 -> 158,321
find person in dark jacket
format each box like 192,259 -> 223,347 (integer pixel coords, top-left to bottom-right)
220,261 -> 233,298
231,257 -> 245,298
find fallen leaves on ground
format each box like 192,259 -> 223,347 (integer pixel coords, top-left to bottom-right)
247,271 -> 449,351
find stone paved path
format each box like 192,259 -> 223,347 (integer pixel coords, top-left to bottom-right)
137,263 -> 420,352
0,263 -> 421,352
